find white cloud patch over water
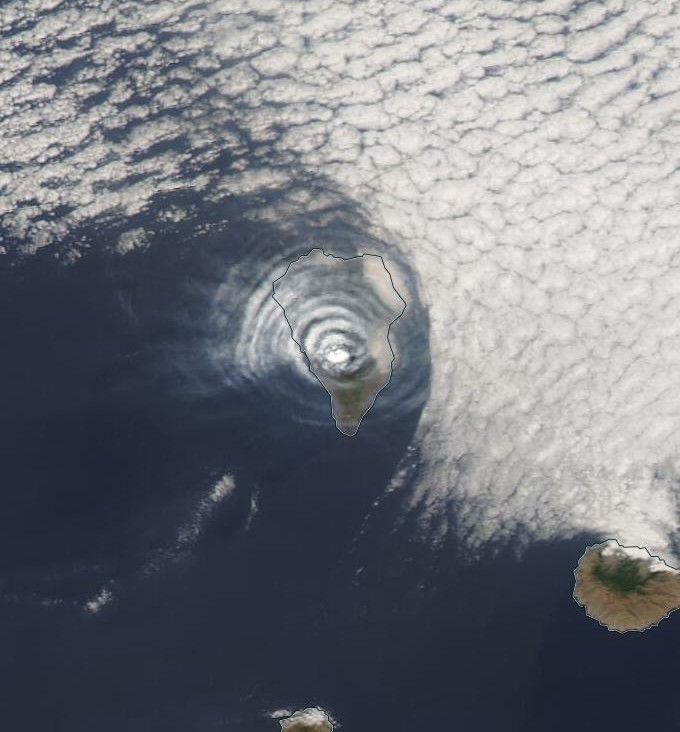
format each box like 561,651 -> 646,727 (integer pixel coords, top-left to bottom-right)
83,584 -> 114,615
4,0 -> 680,560
143,472 -> 238,575
175,472 -> 236,549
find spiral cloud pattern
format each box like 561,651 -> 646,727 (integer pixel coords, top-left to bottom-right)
273,249 -> 405,435
207,236 -> 427,432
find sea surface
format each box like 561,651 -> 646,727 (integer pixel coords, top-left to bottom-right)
1,216 -> 680,732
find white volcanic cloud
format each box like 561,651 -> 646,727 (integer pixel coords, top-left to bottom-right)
5,1 -> 680,559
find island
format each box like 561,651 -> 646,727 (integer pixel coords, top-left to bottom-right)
277,707 -> 334,731
273,248 -> 405,436
573,539 -> 680,632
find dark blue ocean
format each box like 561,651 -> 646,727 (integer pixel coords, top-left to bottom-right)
1,213 -> 680,732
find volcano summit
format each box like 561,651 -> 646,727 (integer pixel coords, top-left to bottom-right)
273,249 -> 405,436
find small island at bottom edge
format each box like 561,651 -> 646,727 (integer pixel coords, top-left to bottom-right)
277,707 -> 334,732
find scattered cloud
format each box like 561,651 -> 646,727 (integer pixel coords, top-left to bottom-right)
83,585 -> 114,615
115,227 -> 149,254
5,0 -> 680,562
175,473 -> 236,549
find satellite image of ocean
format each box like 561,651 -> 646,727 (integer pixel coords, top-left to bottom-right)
2,1 -> 680,730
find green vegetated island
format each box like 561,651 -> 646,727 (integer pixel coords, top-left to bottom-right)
278,707 -> 334,732
273,249 -> 405,436
574,540 -> 680,632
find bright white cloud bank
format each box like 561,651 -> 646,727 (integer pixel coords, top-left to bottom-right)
600,540 -> 680,574
4,0 -> 680,559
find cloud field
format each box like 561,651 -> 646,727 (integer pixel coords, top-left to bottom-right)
4,0 -> 680,559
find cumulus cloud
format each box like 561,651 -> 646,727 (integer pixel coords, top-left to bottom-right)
84,585 -> 114,615
5,0 -> 680,560
219,0 -> 680,561
115,227 -> 149,254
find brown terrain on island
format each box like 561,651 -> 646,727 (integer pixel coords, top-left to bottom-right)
573,540 -> 680,632
278,707 -> 333,732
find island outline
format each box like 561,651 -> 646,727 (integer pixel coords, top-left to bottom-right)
276,705 -> 335,731
272,247 -> 407,436
573,538 -> 680,633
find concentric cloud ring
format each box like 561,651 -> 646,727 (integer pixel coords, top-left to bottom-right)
273,249 -> 405,434
208,241 -> 429,432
